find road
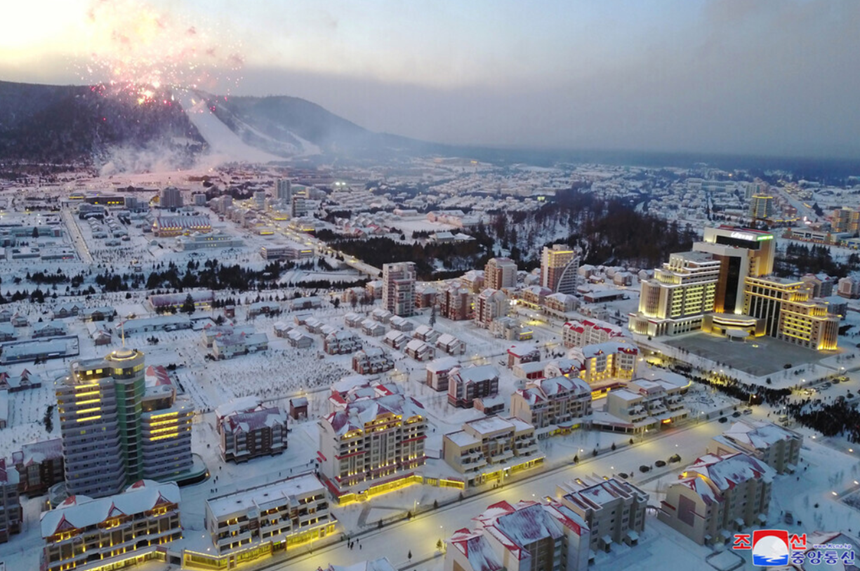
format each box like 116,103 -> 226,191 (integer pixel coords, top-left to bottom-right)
278,226 -> 381,278
267,420 -> 727,570
61,208 -> 93,264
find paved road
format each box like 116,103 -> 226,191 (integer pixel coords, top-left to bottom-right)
61,208 -> 93,264
266,420 -> 727,570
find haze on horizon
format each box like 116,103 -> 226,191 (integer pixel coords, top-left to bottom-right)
2,0 -> 859,160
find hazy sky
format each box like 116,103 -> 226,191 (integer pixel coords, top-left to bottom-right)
2,0 -> 860,158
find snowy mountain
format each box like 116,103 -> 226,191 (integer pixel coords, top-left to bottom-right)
0,80 -> 435,171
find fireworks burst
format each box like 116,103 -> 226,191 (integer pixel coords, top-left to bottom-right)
80,0 -> 244,105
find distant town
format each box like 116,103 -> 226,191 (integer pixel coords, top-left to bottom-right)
0,158 -> 859,571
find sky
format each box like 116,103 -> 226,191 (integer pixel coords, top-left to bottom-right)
2,0 -> 860,159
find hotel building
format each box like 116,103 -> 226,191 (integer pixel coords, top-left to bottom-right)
541,244 -> 580,295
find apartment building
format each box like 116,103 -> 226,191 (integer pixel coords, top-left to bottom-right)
12,438 -> 64,496
323,330 -> 362,355
0,460 -> 21,543
445,500 -> 590,571
442,416 -> 543,487
440,282 -> 473,321
426,357 -> 460,392
351,347 -> 395,375
381,262 -> 416,317
474,288 -> 507,328
510,376 -> 592,436
40,480 -> 181,571
659,453 -> 774,545
832,206 -> 860,234
57,349 -> 192,498
600,378 -> 689,433
571,342 -> 638,384
484,257 -> 518,290
204,474 -> 335,555
447,365 -> 500,408
557,476 -> 649,553
562,319 -> 625,348
319,393 -> 426,501
708,420 -> 802,474
542,244 -> 580,295
219,405 -> 288,463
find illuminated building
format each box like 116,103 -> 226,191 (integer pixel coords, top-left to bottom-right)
40,480 -> 180,571
659,453 -> 773,546
570,342 -> 638,384
557,476 -> 648,553
381,262 -> 416,317
743,276 -> 839,350
318,393 -> 426,502
447,365 -> 500,408
541,244 -> 580,294
510,376 -> 592,436
260,244 -> 314,261
832,206 -> 860,234
204,473 -> 334,557
562,319 -> 625,348
484,257 -> 518,290
276,178 -> 292,205
57,351 -> 192,499
601,379 -> 688,433
218,405 -> 287,463
151,215 -> 211,237
627,251 -> 720,336
442,417 -> 543,486
748,194 -> 774,219
446,499 -> 590,571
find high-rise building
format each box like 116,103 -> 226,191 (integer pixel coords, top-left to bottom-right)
57,349 -> 193,498
277,178 -> 292,204
694,226 -> 775,314
484,257 -> 518,290
541,245 -> 580,294
382,262 -> 416,317
0,460 -> 21,543
628,251 -> 720,336
474,288 -> 507,328
748,194 -> 774,219
159,186 -> 183,209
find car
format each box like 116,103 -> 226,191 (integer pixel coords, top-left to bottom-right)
719,416 -> 728,423
618,472 -> 629,479
655,460 -> 667,468
639,465 -> 651,473
784,511 -> 794,525
732,411 -> 741,418
668,454 -> 682,463
743,408 -> 753,415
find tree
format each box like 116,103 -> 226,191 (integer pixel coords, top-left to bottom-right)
180,294 -> 195,315
408,550 -> 412,561
436,539 -> 444,551
332,298 -> 340,309
429,304 -> 437,327
32,226 -> 39,238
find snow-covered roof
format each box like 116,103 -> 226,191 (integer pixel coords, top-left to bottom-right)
722,420 -> 801,450
686,452 -> 775,491
453,364 -> 499,384
579,341 -> 637,359
449,529 -> 504,571
40,480 -> 179,538
206,473 -> 323,519
426,356 -> 460,372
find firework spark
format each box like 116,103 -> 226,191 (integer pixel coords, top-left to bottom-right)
79,0 -> 244,104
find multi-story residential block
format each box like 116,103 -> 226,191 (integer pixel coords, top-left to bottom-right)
838,275 -> 860,299
440,282 -> 473,321
159,186 -> 183,209
542,244 -> 580,294
382,262 -> 416,317
600,378 -> 688,433
490,316 -> 533,341
571,342 -> 638,384
801,273 -> 835,298
57,349 -> 192,498
351,347 -> 395,374
319,393 -> 426,501
832,206 -> 860,234
659,453 -> 774,545
557,476 -> 649,553
520,285 -> 553,308
446,500 -> 590,571
219,405 -> 288,463
204,473 -> 335,555
562,319 -> 626,348
506,344 -> 540,368
708,420 -> 802,474
0,460 -> 21,543
436,333 -> 466,356
544,292 -> 578,316
447,365 -> 500,408
405,339 -> 435,361
383,330 -> 410,350
426,357 -> 460,392
474,288 -> 507,328
484,257 -> 518,290
442,417 -> 544,486
460,270 -> 485,293
13,439 -> 64,496
510,376 -> 592,436
40,480 -> 180,571
748,194 -> 774,219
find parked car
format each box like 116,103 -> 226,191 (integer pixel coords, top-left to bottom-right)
732,411 -> 741,418
743,408 -> 753,415
618,472 -> 629,480
668,454 -> 682,463
719,416 -> 728,423
655,460 -> 667,468
639,465 -> 651,473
